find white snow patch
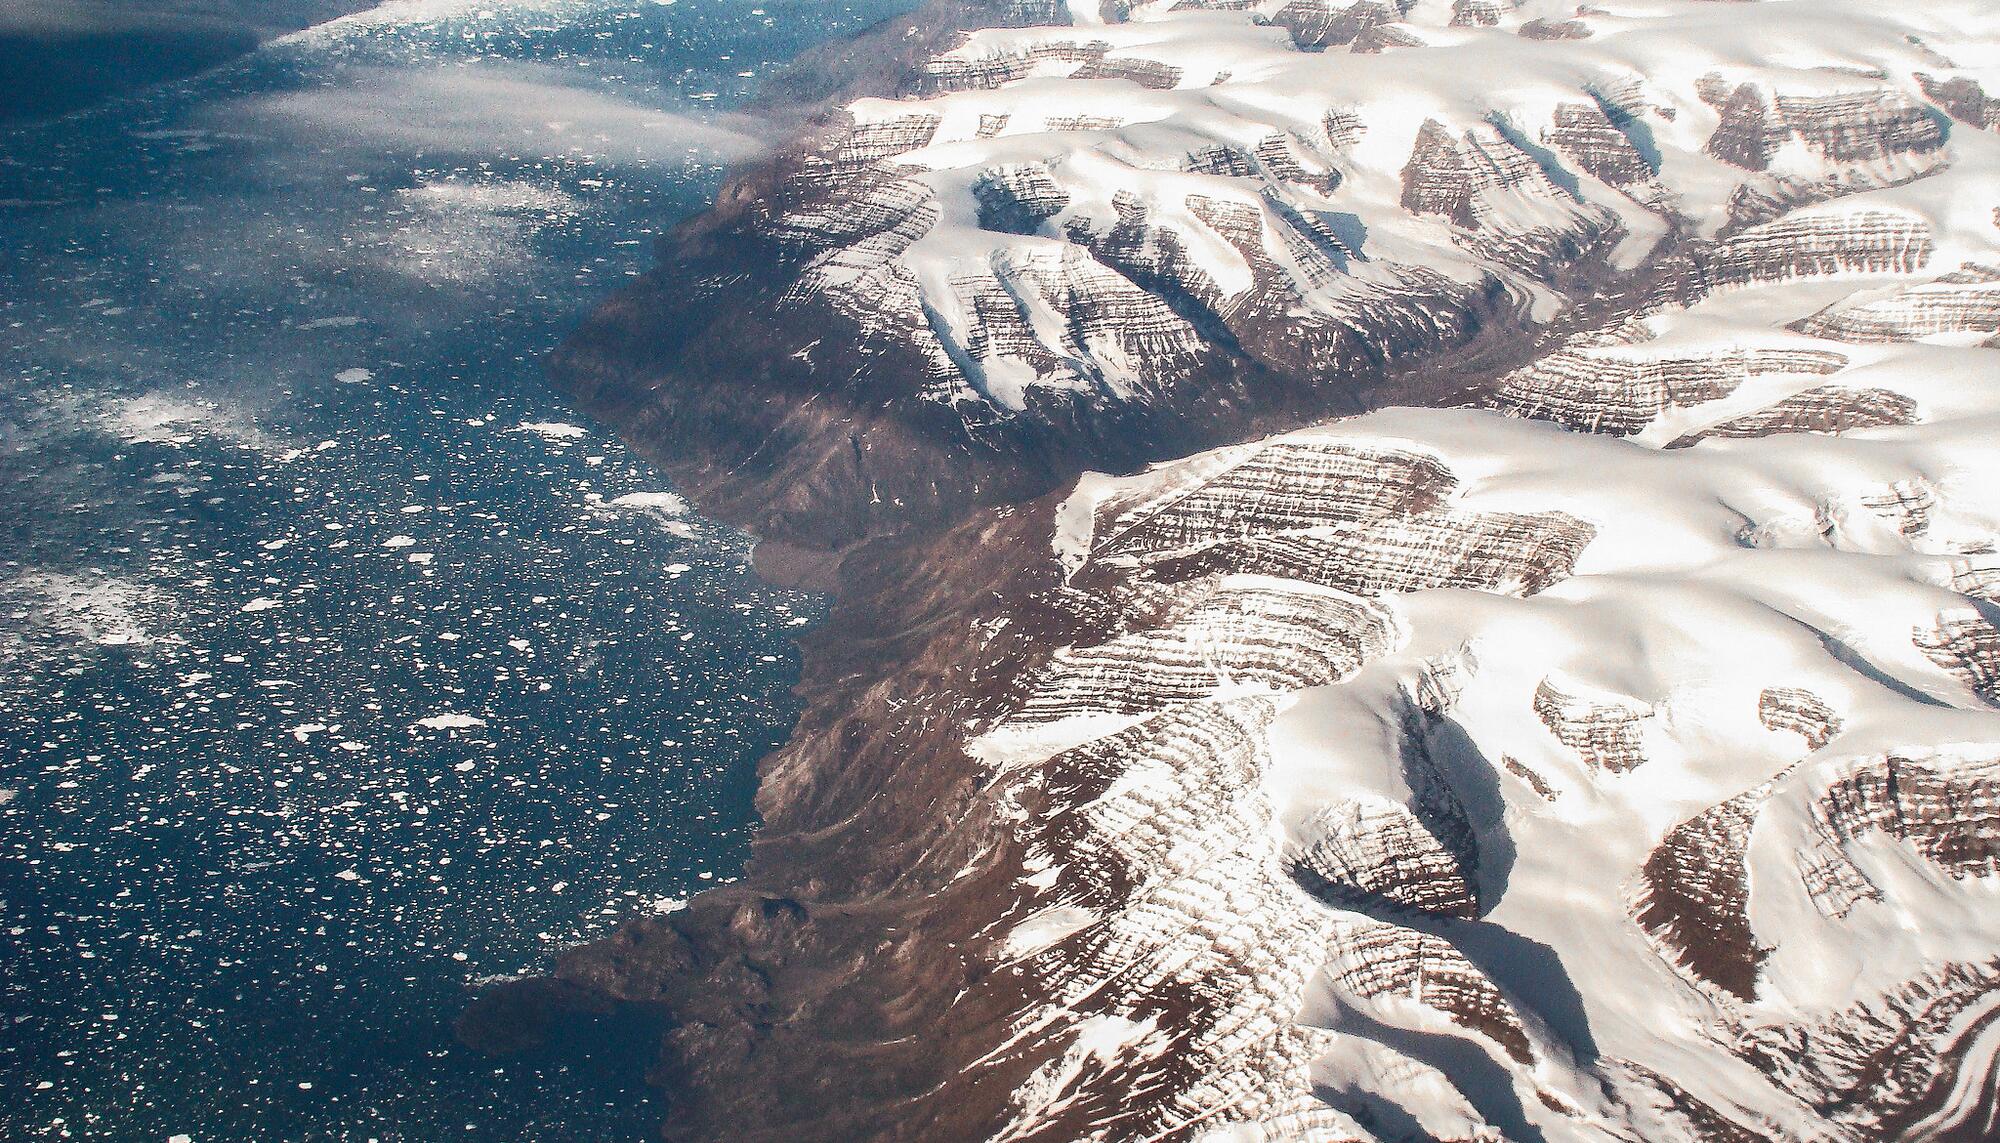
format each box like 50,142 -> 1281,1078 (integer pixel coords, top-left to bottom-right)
1001,906 -> 1098,958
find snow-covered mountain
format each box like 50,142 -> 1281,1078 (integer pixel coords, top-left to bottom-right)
557,0 -> 1991,545
520,1 -> 2000,1139
982,296 -> 2000,1139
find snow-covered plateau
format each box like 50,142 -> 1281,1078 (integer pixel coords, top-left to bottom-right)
516,0 -> 2000,1139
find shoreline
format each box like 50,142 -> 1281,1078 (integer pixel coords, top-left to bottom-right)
453,0 -> 1053,1117
461,2 -> 2000,1139
457,2 -> 1700,1132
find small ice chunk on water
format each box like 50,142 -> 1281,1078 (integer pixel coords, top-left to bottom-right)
335,368 -> 373,384
412,713 -> 486,731
608,491 -> 689,515
515,421 -> 587,440
240,598 -> 282,613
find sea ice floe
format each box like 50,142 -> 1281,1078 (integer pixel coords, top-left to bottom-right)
607,490 -> 689,515
411,713 -> 487,731
515,421 -> 588,440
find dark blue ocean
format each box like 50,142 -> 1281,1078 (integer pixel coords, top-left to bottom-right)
0,2 -> 904,1138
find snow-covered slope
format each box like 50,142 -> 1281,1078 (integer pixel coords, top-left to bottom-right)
558,0 -> 1997,547
824,0 -> 1975,414
530,1 -> 2000,1139
929,3 -> 2000,1132
980,297 -> 2000,1137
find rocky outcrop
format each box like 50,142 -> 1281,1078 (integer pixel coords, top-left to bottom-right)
1705,82 -> 1945,172
1791,263 -> 2000,343
1636,786 -> 1772,1001
1712,209 -> 1934,286
1758,685 -> 1844,751
1531,675 -> 1655,773
1543,100 -> 1656,190
1916,608 -> 2000,705
1271,0 -> 1403,52
1487,341 -> 1849,437
1666,385 -> 1919,446
1797,750 -> 2000,920
1918,72 -> 2000,132
1740,959 -> 2000,1140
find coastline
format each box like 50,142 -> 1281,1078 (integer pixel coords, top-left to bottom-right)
457,5 -> 1067,1135
457,3 -> 1702,1132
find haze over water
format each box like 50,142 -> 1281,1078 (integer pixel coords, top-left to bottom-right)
0,1 -> 907,1137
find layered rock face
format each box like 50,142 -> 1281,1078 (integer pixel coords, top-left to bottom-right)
511,0 -> 2000,1139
